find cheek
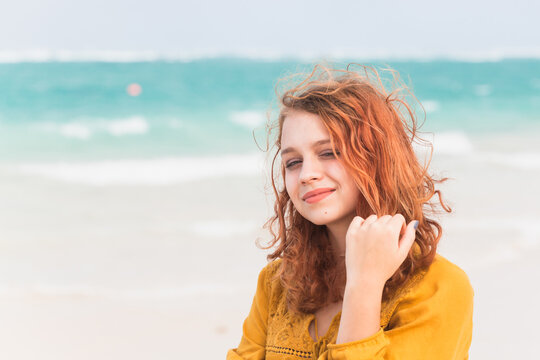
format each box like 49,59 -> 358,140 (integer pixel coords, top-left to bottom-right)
329,163 -> 352,184
332,166 -> 360,199
284,172 -> 298,198
345,182 -> 362,209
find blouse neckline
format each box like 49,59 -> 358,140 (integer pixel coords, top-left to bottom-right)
303,310 -> 342,344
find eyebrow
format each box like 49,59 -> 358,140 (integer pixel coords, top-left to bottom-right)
280,139 -> 331,156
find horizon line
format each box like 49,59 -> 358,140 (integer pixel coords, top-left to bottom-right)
1,49 -> 540,63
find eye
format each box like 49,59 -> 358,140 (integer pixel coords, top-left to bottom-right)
320,150 -> 340,158
285,159 -> 301,168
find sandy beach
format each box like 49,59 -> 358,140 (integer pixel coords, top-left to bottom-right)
0,130 -> 539,359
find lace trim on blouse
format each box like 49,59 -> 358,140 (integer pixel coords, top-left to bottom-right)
264,260 -> 428,359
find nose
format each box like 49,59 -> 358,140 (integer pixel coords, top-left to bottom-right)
299,157 -> 323,184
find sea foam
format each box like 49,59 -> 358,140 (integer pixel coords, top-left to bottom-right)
103,116 -> 149,136
41,116 -> 150,139
59,123 -> 92,140
17,153 -> 265,186
413,131 -> 474,156
415,132 -> 540,169
229,111 -> 266,128
422,100 -> 440,113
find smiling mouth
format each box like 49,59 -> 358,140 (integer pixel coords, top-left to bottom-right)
303,189 -> 335,204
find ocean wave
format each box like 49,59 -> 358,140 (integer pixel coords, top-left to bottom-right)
38,116 -> 149,139
422,100 -> 440,113
414,131 -> 474,156
434,132 -> 474,154
59,123 -> 92,140
414,132 -> 540,169
103,116 -> 149,136
17,153 -> 265,186
229,111 -> 266,128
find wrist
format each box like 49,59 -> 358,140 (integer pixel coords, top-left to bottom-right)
338,277 -> 384,345
345,275 -> 385,294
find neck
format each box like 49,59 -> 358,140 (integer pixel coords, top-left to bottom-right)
325,214 -> 355,264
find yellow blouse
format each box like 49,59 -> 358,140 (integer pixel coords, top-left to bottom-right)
227,253 -> 474,359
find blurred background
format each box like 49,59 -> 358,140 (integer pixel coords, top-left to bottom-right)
0,1 -> 539,359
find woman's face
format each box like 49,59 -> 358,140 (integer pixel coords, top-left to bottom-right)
280,110 -> 361,227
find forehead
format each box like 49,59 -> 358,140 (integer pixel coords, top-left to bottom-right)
280,110 -> 330,148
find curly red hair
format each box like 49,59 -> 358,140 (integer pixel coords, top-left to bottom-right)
263,64 -> 451,314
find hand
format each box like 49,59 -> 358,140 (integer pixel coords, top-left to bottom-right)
344,214 -> 418,288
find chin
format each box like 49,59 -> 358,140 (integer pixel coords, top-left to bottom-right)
301,213 -> 338,226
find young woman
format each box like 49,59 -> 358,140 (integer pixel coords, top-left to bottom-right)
227,65 -> 474,359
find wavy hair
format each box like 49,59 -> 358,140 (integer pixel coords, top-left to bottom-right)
263,64 -> 451,314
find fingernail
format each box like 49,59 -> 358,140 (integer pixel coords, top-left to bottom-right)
413,221 -> 419,230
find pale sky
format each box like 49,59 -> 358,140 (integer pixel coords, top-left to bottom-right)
1,0 -> 539,59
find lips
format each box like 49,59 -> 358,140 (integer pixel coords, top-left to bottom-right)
302,188 -> 336,204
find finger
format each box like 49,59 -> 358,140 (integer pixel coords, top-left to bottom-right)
362,214 -> 378,227
379,215 -> 393,224
388,214 -> 406,236
398,220 -> 419,259
349,216 -> 365,228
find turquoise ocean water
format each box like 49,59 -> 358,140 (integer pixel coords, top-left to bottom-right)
0,59 -> 539,184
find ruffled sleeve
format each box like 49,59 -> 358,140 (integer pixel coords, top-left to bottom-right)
326,255 -> 474,360
227,262 -> 273,360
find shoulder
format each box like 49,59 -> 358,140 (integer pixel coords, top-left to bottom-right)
259,258 -> 283,279
384,253 -> 474,329
394,253 -> 474,315
256,258 -> 283,294
251,258 -> 287,315
418,253 -> 474,298
382,257 -> 474,357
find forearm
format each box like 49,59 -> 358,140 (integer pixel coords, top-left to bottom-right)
335,279 -> 385,344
